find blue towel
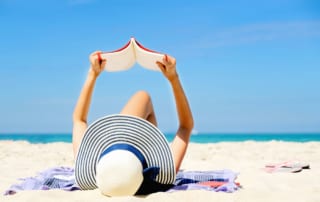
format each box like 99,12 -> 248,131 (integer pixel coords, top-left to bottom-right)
172,169 -> 240,193
4,167 -> 79,195
4,167 -> 240,195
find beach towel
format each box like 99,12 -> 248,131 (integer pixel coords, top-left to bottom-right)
4,167 -> 80,195
171,169 -> 240,193
4,167 -> 240,195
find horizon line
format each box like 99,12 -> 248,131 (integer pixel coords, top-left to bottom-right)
1,132 -> 319,135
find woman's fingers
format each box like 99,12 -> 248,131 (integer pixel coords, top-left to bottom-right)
156,61 -> 166,72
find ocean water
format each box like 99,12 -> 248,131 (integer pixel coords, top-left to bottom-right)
0,133 -> 319,144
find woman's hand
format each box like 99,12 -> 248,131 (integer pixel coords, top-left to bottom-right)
89,51 -> 106,77
156,54 -> 178,82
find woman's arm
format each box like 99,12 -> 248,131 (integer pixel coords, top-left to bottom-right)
72,51 -> 106,159
156,55 -> 194,172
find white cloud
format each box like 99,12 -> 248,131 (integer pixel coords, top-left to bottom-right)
196,20 -> 320,48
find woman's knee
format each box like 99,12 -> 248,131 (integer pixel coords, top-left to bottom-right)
133,90 -> 151,101
120,90 -> 153,116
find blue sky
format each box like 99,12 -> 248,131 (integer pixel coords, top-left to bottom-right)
0,0 -> 319,133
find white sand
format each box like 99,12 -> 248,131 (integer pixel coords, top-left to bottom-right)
1,141 -> 320,202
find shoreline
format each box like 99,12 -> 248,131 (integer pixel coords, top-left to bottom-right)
1,133 -> 320,144
2,141 -> 320,201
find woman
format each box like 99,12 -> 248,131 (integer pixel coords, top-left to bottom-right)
72,51 -> 193,196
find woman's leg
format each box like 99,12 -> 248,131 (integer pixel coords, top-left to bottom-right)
120,91 -> 157,126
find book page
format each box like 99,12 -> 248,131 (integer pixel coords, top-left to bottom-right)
133,39 -> 164,71
101,40 -> 135,72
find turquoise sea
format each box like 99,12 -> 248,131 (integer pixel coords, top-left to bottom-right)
0,133 -> 319,143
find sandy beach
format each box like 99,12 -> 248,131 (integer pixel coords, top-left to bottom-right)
1,141 -> 320,202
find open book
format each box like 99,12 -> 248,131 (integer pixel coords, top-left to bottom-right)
98,38 -> 165,72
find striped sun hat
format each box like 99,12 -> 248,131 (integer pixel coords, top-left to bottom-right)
75,114 -> 176,196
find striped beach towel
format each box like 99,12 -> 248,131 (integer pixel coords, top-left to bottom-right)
4,167 -> 240,195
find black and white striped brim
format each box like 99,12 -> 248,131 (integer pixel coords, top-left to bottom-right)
75,114 -> 176,190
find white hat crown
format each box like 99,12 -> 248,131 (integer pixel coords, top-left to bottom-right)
96,150 -> 143,196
